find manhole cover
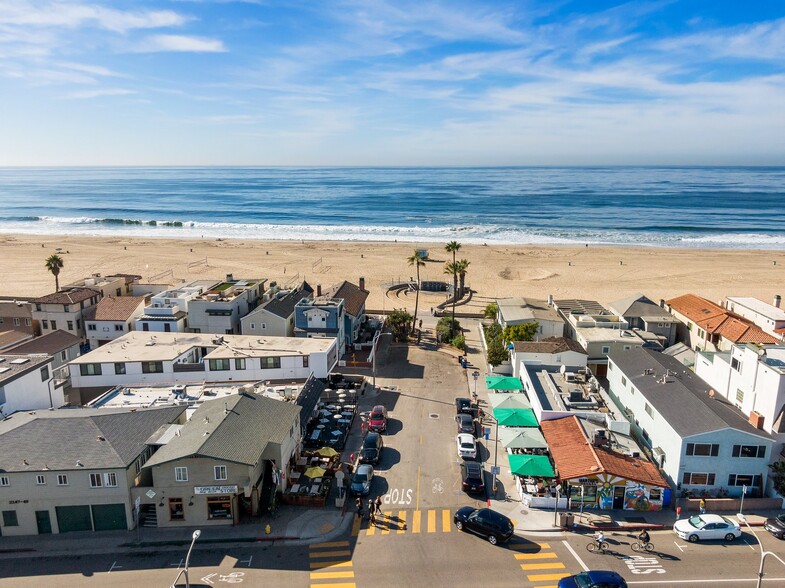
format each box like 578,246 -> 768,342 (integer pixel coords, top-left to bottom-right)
429,413 -> 440,419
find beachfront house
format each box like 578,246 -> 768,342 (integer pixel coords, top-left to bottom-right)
0,298 -> 36,338
84,296 -> 148,350
0,406 -> 185,536
608,293 -> 679,348
0,354 -> 62,414
6,330 -> 82,399
30,287 -> 101,342
510,337 -> 587,379
322,279 -> 370,351
242,281 -> 314,338
567,313 -> 654,378
63,273 -> 140,299
665,294 -> 779,353
694,343 -> 785,438
541,415 -> 669,511
187,275 -> 267,336
725,296 -> 785,340
496,297 -> 565,339
294,290 -> 345,350
135,280 -> 216,334
139,394 -> 300,528
606,347 -> 775,496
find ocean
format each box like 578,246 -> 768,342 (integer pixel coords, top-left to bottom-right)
1,166 -> 784,249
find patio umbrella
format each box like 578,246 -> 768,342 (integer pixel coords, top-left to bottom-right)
315,447 -> 339,458
304,466 -> 326,479
331,430 -> 342,436
499,427 -> 547,450
492,407 -> 538,427
507,454 -> 554,478
488,393 -> 531,410
485,376 -> 524,391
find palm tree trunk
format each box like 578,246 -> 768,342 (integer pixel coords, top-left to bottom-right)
54,273 -> 59,292
451,253 -> 457,338
412,265 -> 421,334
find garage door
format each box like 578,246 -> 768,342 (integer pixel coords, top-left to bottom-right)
55,505 -> 93,533
91,504 -> 128,531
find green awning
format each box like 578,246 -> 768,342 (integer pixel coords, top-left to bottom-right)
499,427 -> 547,450
508,454 -> 555,478
489,393 -> 532,410
485,376 -> 524,391
492,407 -> 538,427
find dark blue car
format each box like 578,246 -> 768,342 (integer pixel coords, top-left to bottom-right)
558,571 -> 627,588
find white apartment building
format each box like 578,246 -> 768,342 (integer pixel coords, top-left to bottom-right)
187,275 -> 267,335
0,354 -> 62,414
135,282 -> 215,334
725,296 -> 785,339
84,296 -> 147,350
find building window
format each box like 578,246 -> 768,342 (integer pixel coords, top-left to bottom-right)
214,465 -> 228,481
104,472 -> 117,487
731,357 -> 741,371
732,445 -> 766,458
57,474 -> 68,486
261,323 -> 266,329
36,475 -> 46,485
681,472 -> 716,486
13,317 -> 20,326
25,318 -> 31,326
621,376 -> 627,387
142,361 -> 163,373
644,403 -> 652,417
88,324 -> 97,331
175,467 -> 188,482
116,288 -> 122,296
0,476 -> 8,487
76,319 -> 80,329
40,366 -> 49,381
649,488 -> 662,501
250,323 -> 255,329
260,357 -> 281,369
115,363 -> 126,375
42,320 -> 49,329
63,305 -> 70,312
60,350 -> 68,361
207,496 -> 232,520
735,389 -> 744,405
303,356 -> 309,368
686,443 -> 719,456
89,473 -> 103,488
114,324 -> 124,331
169,498 -> 185,521
164,323 -> 171,332
208,359 -> 230,371
80,363 -> 102,376
2,511 -> 18,527
234,358 -> 246,370
601,346 -> 610,354
142,323 -> 149,331
67,320 -> 74,331
51,320 -> 57,330
728,474 -> 762,487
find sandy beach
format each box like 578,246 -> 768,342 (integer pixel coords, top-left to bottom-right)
1,233 -> 783,312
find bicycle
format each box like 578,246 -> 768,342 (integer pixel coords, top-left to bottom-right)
631,540 -> 654,552
586,539 -> 609,553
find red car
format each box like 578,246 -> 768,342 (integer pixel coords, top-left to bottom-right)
368,405 -> 387,432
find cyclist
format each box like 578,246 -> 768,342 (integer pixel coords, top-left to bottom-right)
595,531 -> 606,548
638,529 -> 650,546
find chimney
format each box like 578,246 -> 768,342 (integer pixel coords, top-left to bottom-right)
774,294 -> 781,309
547,294 -> 553,306
359,277 -> 366,291
749,410 -> 765,430
226,273 -> 234,282
317,284 -> 322,297
659,299 -> 665,308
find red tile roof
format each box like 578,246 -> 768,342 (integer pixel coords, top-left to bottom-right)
84,296 -> 146,322
666,294 -> 724,323
540,416 -> 668,487
670,294 -> 779,345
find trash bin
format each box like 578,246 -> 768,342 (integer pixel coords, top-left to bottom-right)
559,513 -> 574,528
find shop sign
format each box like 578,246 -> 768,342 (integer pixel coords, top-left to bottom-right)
195,485 -> 238,495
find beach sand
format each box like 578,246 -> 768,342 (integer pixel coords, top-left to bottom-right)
1,234 -> 783,312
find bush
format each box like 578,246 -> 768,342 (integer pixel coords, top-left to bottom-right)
451,335 -> 466,350
503,322 -> 539,343
484,322 -> 502,344
387,309 -> 413,342
436,317 -> 460,342
484,303 -> 498,320
487,337 -> 509,367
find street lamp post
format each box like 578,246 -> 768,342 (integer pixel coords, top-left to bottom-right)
739,484 -> 748,516
492,416 -> 499,495
553,486 -> 561,527
736,513 -> 785,588
170,529 -> 201,588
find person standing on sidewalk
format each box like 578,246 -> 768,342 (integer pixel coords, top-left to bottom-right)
356,497 -> 363,519
699,498 -> 706,514
375,495 -> 383,516
368,499 -> 376,525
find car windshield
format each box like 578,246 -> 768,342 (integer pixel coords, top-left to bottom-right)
778,514 -> 785,523
461,442 -> 474,449
573,573 -> 592,588
371,410 -> 383,418
354,474 -> 367,483
689,516 -> 707,528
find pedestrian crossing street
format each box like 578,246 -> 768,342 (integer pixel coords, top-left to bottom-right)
509,541 -> 569,588
309,540 -> 356,588
351,508 -> 458,536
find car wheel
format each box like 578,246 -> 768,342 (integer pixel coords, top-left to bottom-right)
688,534 -> 699,543
455,521 -> 464,531
725,533 -> 737,541
488,534 -> 498,545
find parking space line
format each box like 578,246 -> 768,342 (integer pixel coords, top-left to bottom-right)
514,552 -> 558,560
397,510 -> 407,534
742,539 -> 755,551
240,555 -> 253,567
673,541 -> 685,553
441,509 -> 451,532
310,571 -> 356,580
108,561 -> 122,573
427,509 -> 436,533
561,540 -> 589,572
412,509 -> 421,534
169,558 -> 184,568
520,562 -> 566,571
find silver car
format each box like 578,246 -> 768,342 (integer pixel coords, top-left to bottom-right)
673,514 -> 741,542
350,464 -> 374,496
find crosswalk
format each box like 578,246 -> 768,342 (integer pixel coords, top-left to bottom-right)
509,540 -> 569,588
309,540 -> 356,588
351,508 -> 455,537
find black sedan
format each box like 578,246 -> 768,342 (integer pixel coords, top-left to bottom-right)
558,571 -> 627,588
764,513 -> 785,539
461,462 -> 485,494
453,507 -> 514,545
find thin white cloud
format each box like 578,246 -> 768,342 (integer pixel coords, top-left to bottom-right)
656,17 -> 785,61
66,87 -> 136,99
132,34 -> 227,53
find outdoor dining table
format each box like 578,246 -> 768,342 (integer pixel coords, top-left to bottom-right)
316,424 -> 325,429
290,471 -> 301,482
310,430 -> 320,440
341,411 -> 353,416
290,484 -> 300,494
344,405 -> 356,410
297,457 -> 307,467
338,419 -> 350,424
309,484 -> 321,495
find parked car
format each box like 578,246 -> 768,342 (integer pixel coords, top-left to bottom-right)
455,413 -> 477,436
558,571 -> 628,588
350,464 -> 374,496
764,513 -> 785,539
453,507 -> 514,545
456,433 -> 477,459
455,397 -> 473,414
368,405 -> 387,432
359,432 -> 384,465
673,514 -> 741,542
461,461 -> 485,494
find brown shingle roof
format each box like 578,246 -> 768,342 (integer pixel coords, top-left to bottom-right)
513,337 -> 587,355
0,331 -> 32,350
540,416 -> 667,487
7,329 -> 81,355
31,288 -> 99,305
325,281 -> 369,317
84,296 -> 146,322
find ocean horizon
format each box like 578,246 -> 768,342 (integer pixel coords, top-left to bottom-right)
2,166 -> 785,249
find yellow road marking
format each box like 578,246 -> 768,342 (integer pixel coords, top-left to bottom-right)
381,519 -> 391,535
309,561 -> 353,570
412,509 -> 421,534
527,573 -> 570,582
416,465 -> 421,511
307,583 -> 356,588
366,520 -> 376,536
351,517 -> 361,536
427,509 -> 436,533
514,552 -> 558,560
312,541 -> 350,549
310,571 -> 355,579
520,562 -> 566,571
397,510 -> 407,534
510,542 -> 550,550
442,509 -> 451,532
309,550 -> 352,559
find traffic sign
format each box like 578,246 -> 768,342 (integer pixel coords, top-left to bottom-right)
472,371 -> 480,380
491,466 -> 500,475
484,426 -> 491,440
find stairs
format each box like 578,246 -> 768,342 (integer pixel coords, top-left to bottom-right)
140,504 -> 158,528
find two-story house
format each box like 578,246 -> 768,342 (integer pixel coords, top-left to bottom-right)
0,405 -> 184,535
294,293 -> 345,348
568,314 -> 655,377
608,293 -> 679,347
510,337 -> 587,378
31,288 -> 101,342
187,275 -> 267,335
63,273 -> 140,299
242,281 -> 314,337
725,296 -> 785,339
84,296 -> 148,350
496,297 -> 565,339
323,279 -> 370,351
0,298 -> 36,338
0,354 -> 62,414
135,281 -> 216,334
6,330 -> 82,402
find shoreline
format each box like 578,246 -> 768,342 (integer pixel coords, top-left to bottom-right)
2,232 -> 783,310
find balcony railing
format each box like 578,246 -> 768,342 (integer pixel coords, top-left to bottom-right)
173,363 -> 206,372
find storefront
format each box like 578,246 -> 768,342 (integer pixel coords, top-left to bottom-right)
196,485 -> 238,523
565,474 -> 666,511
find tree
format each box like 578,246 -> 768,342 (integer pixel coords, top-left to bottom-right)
387,309 -> 413,342
407,250 -> 426,333
455,258 -> 470,298
770,460 -> 785,496
445,241 -> 461,337
484,322 -> 502,344
487,337 -> 509,367
45,254 -> 64,291
436,317 -> 460,343
483,303 -> 498,320
503,322 -> 540,343
451,334 -> 466,351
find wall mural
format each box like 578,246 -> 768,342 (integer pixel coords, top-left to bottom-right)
595,472 -> 624,509
625,482 -> 663,511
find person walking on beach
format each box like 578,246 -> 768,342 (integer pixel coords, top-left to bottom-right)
375,495 -> 383,516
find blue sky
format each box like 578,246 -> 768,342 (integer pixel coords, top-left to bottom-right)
1,0 -> 784,166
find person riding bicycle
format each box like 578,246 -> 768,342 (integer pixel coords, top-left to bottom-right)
638,529 -> 650,545
595,531 -> 606,547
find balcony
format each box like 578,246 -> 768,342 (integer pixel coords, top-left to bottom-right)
173,363 -> 206,372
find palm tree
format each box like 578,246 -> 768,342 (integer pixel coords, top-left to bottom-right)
455,258 -> 470,299
45,254 -> 64,291
407,250 -> 426,333
445,241 -> 461,336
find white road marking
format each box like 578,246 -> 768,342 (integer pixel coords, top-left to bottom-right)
240,555 -> 253,567
169,558 -> 185,568
673,541 -> 685,552
743,538 -> 755,551
562,539 -> 590,571
107,561 -> 122,573
202,573 -> 217,585
628,578 -> 785,584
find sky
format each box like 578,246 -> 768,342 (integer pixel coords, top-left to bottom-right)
1,0 -> 784,166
